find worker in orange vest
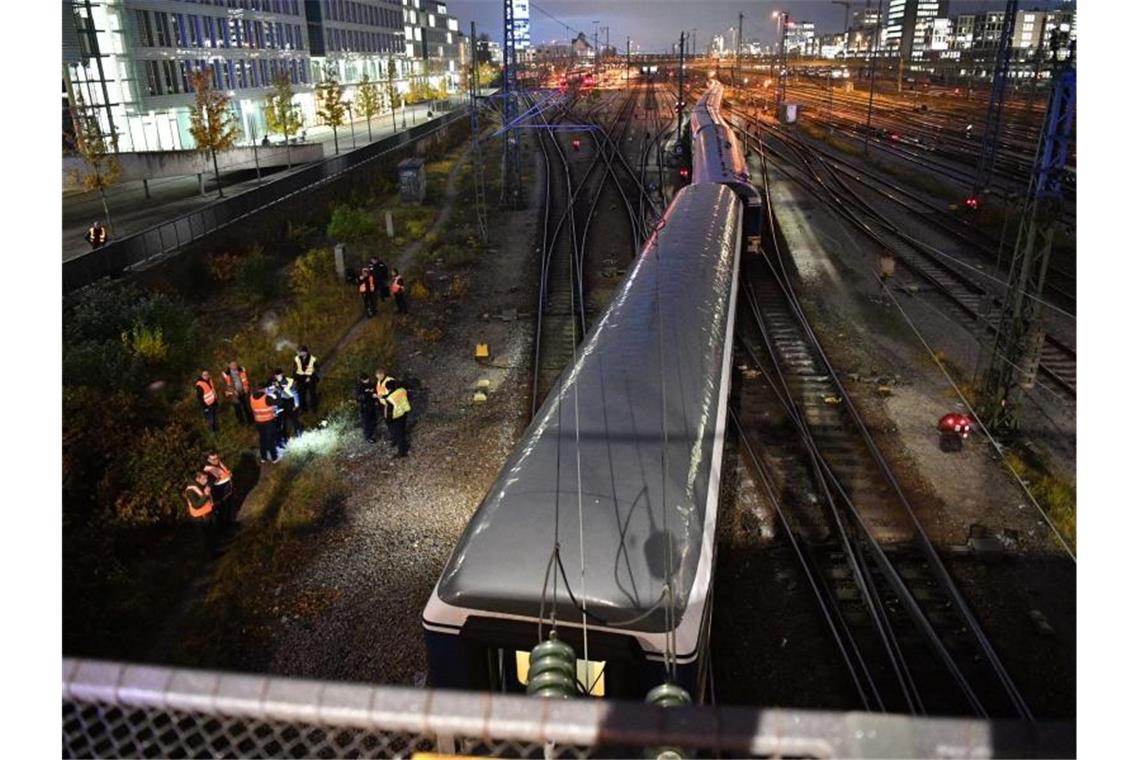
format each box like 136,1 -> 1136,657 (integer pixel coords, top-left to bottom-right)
221,361 -> 252,424
85,220 -> 108,249
250,387 -> 280,463
390,268 -> 408,314
376,367 -> 412,457
194,370 -> 220,432
358,266 -> 377,318
203,451 -> 235,527
183,470 -> 219,554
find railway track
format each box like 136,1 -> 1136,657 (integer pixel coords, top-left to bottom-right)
731,114 -> 1076,405
729,132 -> 1034,719
529,86 -> 656,414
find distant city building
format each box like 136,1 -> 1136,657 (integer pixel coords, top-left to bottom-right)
306,1 -> 405,110
884,0 -> 949,60
711,34 -> 725,57
785,20 -> 815,56
476,35 -> 503,65
511,1 -> 531,49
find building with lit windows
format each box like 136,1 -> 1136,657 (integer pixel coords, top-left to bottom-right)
64,0 -> 314,152
402,0 -> 461,93
305,0 -> 405,103
785,21 -> 815,56
884,0 -> 948,60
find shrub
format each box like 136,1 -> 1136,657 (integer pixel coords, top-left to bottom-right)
448,276 -> 469,299
327,205 -> 378,243
236,251 -> 279,302
406,219 -> 428,239
207,251 -> 240,283
115,410 -> 206,525
66,280 -> 144,344
410,280 -> 431,301
122,323 -> 168,365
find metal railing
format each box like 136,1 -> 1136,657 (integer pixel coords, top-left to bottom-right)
63,98 -> 469,295
62,659 -> 1075,758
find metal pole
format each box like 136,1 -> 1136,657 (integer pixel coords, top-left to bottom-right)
626,36 -> 631,87
864,0 -> 882,157
736,12 -> 743,86
677,31 -> 685,145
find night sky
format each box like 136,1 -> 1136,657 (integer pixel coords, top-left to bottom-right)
446,0 -> 1071,53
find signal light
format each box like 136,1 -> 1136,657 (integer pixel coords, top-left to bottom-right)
964,195 -> 979,210
679,167 -> 690,179
571,137 -> 581,151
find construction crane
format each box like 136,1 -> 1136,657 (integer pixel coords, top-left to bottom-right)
978,37 -> 1075,432
968,0 -> 1019,207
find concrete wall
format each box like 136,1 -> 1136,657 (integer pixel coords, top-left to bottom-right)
63,143 -> 325,189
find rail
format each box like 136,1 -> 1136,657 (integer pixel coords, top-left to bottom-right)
61,658 -> 1074,758
63,100 -> 469,295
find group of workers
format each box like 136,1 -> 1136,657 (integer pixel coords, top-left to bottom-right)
356,256 -> 408,318
193,346 -> 319,462
182,451 -> 236,554
356,368 -> 414,457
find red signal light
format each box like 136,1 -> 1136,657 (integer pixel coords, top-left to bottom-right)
964,196 -> 979,210
679,167 -> 690,179
571,137 -> 581,151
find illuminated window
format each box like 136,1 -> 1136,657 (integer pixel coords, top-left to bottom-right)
514,651 -> 606,697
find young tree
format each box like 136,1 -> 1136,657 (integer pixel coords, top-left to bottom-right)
386,57 -> 400,132
265,72 -> 303,168
477,62 -> 500,89
187,69 -> 240,198
315,72 -> 347,154
356,73 -> 381,141
67,91 -> 121,231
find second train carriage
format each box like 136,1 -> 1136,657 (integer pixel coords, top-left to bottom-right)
423,183 -> 744,700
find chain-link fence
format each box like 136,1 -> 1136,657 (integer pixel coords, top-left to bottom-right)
63,101 -> 469,295
62,659 -> 1074,758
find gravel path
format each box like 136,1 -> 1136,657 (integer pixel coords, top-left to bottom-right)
260,142 -> 544,685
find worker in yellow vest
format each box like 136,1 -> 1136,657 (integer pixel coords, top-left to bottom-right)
194,370 -> 220,432
293,346 -> 319,413
376,367 -> 412,457
203,452 -> 235,527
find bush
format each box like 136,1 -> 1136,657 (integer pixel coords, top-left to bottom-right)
122,323 -> 168,365
327,205 -> 378,243
115,410 -> 207,525
207,252 -> 240,283
236,251 -> 279,302
66,280 -> 145,344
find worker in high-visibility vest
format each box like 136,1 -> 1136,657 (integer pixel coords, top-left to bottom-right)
272,369 -> 304,442
221,361 -> 252,424
293,346 -> 319,413
202,452 -> 235,527
85,220 -> 108,249
194,370 -> 220,432
358,267 -> 377,318
376,368 -> 412,457
250,388 -> 280,463
183,470 -> 219,554
390,269 -> 408,314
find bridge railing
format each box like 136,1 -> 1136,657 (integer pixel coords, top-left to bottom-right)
64,99 -> 468,295
62,658 -> 1073,758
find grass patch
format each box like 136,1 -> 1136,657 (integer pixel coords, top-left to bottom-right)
1004,446 -> 1076,550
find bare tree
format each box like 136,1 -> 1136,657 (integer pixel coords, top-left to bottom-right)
68,91 -> 120,230
188,69 -> 240,198
265,72 -> 303,168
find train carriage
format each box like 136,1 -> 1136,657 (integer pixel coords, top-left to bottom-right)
423,183 -> 744,700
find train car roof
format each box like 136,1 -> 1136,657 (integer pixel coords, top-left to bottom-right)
432,183 -> 742,637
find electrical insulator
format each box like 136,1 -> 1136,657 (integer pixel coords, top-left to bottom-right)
645,682 -> 692,760
526,632 -> 577,698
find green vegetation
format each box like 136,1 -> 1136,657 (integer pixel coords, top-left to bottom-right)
1005,447 -> 1077,550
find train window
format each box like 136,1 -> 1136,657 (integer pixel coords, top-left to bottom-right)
514,650 -> 606,697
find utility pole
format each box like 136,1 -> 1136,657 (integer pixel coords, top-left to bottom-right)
775,12 -> 788,113
676,31 -> 686,145
626,35 -> 631,88
970,0 -> 1019,203
500,0 -> 521,207
863,0 -> 883,157
735,12 -> 744,87
470,20 -> 487,240
593,20 -> 599,76
979,42 -> 1074,431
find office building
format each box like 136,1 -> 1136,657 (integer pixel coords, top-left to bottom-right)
402,0 -> 461,93
884,0 -> 948,59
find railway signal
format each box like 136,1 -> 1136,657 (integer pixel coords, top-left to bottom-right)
571,137 -> 581,151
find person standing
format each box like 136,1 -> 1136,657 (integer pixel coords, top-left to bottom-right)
358,267 -> 377,318
202,452 -> 235,527
250,387 -> 280,463
194,370 -> 220,432
183,470 -> 218,554
390,269 -> 408,314
376,368 -> 412,457
272,369 -> 304,441
293,346 -> 319,413
85,221 -> 108,250
370,257 -> 390,301
356,371 -> 379,443
221,361 -> 252,424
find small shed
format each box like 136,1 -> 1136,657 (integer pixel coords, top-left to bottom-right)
778,102 -> 799,124
397,157 -> 427,204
